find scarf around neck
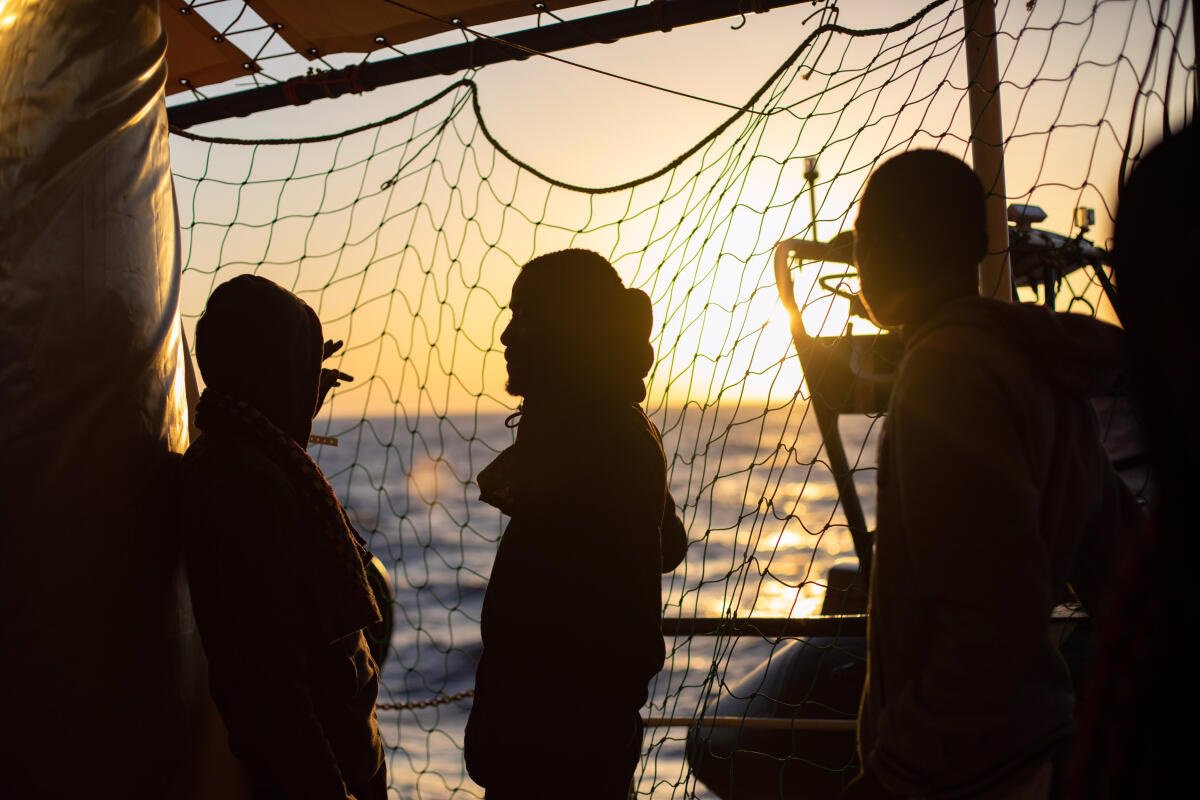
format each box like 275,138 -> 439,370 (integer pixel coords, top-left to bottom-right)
477,402 -> 662,517
195,389 -> 381,645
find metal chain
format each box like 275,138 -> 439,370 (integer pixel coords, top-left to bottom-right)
377,689 -> 474,712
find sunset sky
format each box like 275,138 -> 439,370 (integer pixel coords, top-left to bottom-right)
168,0 -> 1195,417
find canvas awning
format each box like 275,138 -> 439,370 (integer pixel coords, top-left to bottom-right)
164,0 -> 600,95
246,0 -> 599,58
163,0 -> 260,95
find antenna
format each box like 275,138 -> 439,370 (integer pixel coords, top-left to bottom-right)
804,156 -> 819,241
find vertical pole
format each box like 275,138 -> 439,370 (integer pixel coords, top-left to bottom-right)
804,157 -> 820,241
962,0 -> 1013,301
1193,0 -> 1199,120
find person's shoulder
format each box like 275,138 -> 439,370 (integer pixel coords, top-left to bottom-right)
898,328 -> 1003,387
901,300 -> 1038,389
598,407 -> 668,489
177,435 -> 304,555
893,326 -> 1036,425
908,298 -> 1124,399
608,406 -> 665,455
179,432 -> 293,503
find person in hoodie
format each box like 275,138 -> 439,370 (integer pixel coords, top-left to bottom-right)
839,150 -> 1137,800
1065,124 -> 1196,799
463,249 -> 687,800
179,275 -> 387,800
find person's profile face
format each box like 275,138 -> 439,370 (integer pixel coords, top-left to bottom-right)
501,280 -> 534,397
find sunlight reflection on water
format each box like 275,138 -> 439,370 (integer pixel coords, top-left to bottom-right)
318,405 -> 877,798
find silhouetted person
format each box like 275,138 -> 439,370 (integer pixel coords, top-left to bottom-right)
464,250 -> 687,799
839,151 -> 1138,799
1066,124 -> 1196,799
179,275 -> 386,800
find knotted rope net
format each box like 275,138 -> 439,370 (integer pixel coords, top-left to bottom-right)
171,1 -> 1193,796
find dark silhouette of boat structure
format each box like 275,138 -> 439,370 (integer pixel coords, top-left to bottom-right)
680,206 -> 1134,799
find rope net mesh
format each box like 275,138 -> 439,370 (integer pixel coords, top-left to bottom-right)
170,1 -> 1193,796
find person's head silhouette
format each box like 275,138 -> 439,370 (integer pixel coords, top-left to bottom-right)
854,149 -> 987,328
1113,124 -> 1197,482
502,249 -> 653,405
194,274 -> 324,445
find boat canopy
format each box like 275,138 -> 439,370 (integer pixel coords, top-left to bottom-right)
163,0 -> 600,94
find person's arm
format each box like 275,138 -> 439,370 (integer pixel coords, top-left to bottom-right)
661,491 -> 687,572
184,465 -> 356,800
867,347 -> 1059,796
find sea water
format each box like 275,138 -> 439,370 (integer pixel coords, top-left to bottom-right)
314,403 -> 882,799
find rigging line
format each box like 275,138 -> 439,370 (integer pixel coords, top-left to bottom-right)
170,77 -> 476,145
460,0 -> 958,195
1119,0 -> 1171,191
378,89 -> 477,189
173,0 -> 955,195
778,8 -> 961,113
215,0 -> 253,36
1161,0 -> 1190,133
377,0 -> 775,116
536,1 -> 841,89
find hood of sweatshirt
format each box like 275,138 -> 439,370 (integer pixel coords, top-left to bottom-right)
905,295 -> 1127,398
194,274 -> 324,446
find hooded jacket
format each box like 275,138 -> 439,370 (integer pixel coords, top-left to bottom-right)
179,276 -> 384,800
860,295 -> 1138,799
463,401 -> 685,792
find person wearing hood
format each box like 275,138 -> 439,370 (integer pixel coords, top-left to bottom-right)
1064,124 -> 1196,799
179,275 -> 386,800
839,151 -> 1138,800
463,249 -> 687,799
